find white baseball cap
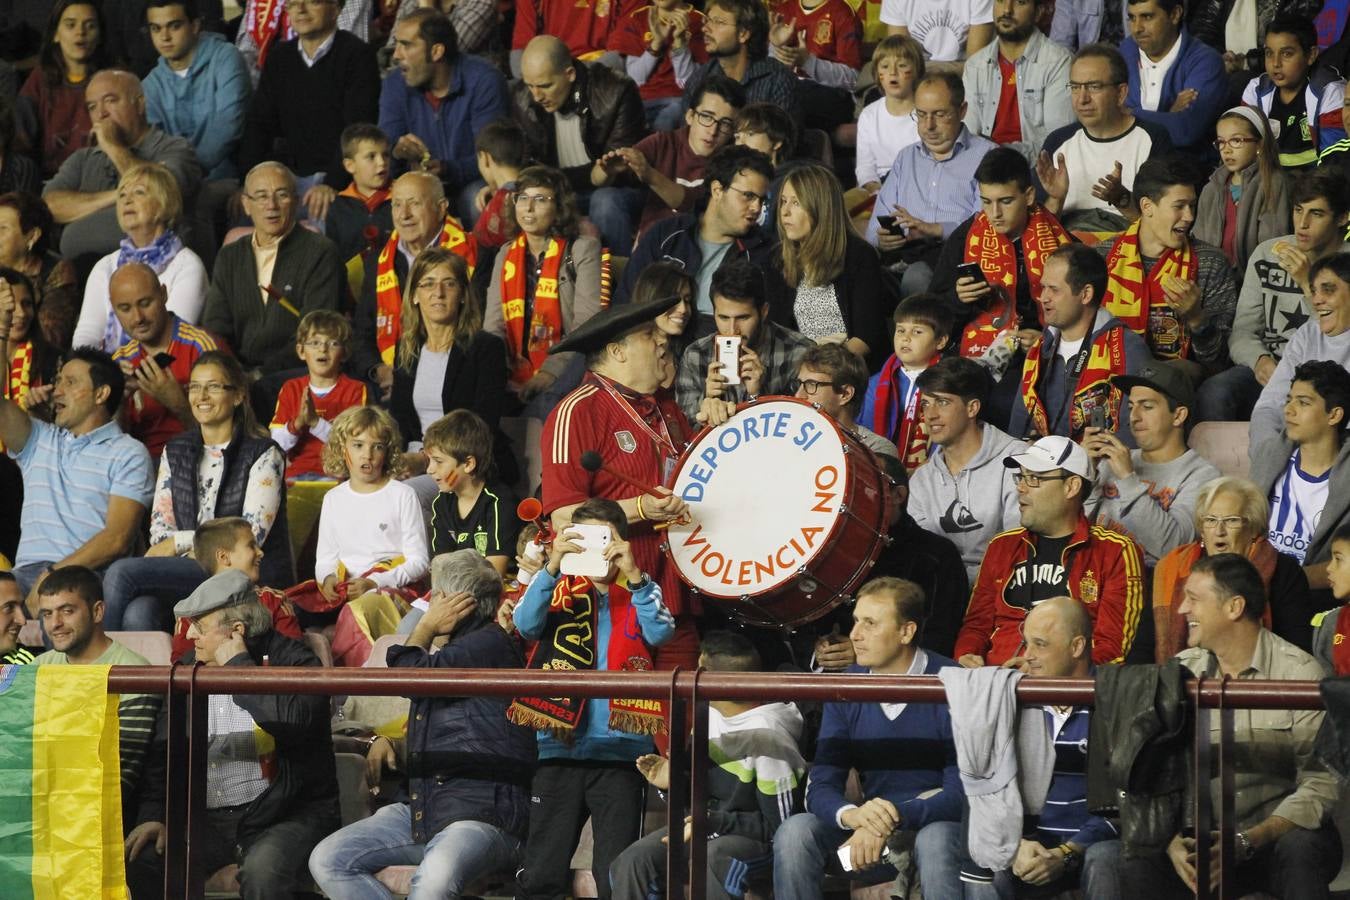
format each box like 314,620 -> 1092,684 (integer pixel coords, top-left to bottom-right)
1003,436 -> 1094,481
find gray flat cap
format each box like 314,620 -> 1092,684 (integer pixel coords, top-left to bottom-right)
173,569 -> 254,619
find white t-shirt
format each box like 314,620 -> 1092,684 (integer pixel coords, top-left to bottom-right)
855,97 -> 921,186
314,479 -> 431,588
1056,122 -> 1159,216
879,0 -> 993,62
554,112 -> 590,169
1268,449 -> 1329,564
1057,336 -> 1084,363
412,348 -> 450,435
1138,36 -> 1183,112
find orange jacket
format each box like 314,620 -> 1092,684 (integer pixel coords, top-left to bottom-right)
954,515 -> 1146,665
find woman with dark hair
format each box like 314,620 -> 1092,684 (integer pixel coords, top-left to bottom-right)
393,246 -> 515,484
17,0 -> 108,179
631,260 -> 696,388
102,350 -> 291,631
0,192 -> 79,351
483,165 -> 605,415
776,163 -> 888,366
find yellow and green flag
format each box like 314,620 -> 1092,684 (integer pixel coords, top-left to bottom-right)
0,664 -> 128,899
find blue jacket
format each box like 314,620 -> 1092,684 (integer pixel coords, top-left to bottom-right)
805,653 -> 964,831
388,620 -> 537,843
142,32 -> 252,180
378,59 -> 510,190
514,568 -> 675,762
858,355 -> 921,446
1122,28 -> 1227,152
1242,66 -> 1349,164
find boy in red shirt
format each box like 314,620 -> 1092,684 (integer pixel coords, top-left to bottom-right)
609,0 -> 708,130
768,0 -> 863,130
269,311 -> 369,480
472,120 -> 527,252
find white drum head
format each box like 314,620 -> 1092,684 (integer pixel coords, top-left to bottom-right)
664,399 -> 849,599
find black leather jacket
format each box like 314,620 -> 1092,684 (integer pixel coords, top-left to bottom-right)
509,59 -> 648,192
1187,0 -> 1323,58
1087,659 -> 1194,855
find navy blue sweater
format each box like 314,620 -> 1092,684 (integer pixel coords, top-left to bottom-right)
805,653 -> 964,831
1034,706 -> 1118,849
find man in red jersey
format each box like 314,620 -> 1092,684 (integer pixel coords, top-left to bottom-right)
541,295 -> 699,669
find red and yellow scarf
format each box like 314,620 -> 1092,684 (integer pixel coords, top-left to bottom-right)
960,206 -> 1072,357
501,234 -> 567,385
870,353 -> 939,473
245,0 -> 289,69
507,574 -> 664,738
374,218 -> 477,366
4,341 -> 33,406
1102,221 -> 1198,361
1019,325 -> 1127,441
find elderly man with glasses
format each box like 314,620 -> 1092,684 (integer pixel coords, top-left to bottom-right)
866,72 -> 997,296
202,161 -> 345,409
953,435 -> 1146,668
1034,43 -> 1173,232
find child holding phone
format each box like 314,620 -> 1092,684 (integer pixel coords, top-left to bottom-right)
508,497 -> 676,900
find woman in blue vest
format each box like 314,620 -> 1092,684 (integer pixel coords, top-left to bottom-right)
103,351 -> 292,631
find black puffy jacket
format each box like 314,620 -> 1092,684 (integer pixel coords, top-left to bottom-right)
509,59 -> 648,193
1187,0 -> 1324,57
387,620 -> 537,843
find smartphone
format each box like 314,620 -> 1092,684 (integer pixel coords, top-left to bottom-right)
716,335 -> 742,386
876,214 -> 898,233
559,523 -> 613,578
1088,406 -> 1108,431
152,352 -> 176,368
836,844 -> 855,872
955,262 -> 988,287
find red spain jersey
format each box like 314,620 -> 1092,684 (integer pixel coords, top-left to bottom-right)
513,0 -> 617,58
270,374 -> 369,479
542,373 -> 693,616
111,316 -> 220,460
608,5 -> 708,101
772,0 -> 862,70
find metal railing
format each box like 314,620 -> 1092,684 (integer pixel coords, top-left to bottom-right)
106,666 -> 1328,900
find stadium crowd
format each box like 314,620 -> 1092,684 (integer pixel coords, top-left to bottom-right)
6,0 -> 1350,896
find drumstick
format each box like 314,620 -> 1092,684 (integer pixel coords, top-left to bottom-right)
579,450 -> 687,530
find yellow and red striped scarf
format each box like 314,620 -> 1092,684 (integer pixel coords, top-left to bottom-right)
960,206 -> 1072,357
374,218 -> 478,366
1102,221 -> 1198,361
1019,326 -> 1127,441
500,234 -> 568,385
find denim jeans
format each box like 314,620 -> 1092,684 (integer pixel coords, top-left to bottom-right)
772,813 -> 963,900
1193,363 -> 1263,423
101,555 -> 209,632
960,838 -> 1124,899
644,96 -> 687,132
309,802 -> 523,900
580,186 -> 644,257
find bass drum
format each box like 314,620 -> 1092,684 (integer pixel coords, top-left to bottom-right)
661,397 -> 891,628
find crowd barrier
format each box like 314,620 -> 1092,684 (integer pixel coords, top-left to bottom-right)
103,666 -> 1327,900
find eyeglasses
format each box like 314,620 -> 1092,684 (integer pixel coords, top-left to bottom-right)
1067,81 -> 1121,95
302,339 -> 343,350
187,382 -> 234,396
791,378 -> 836,395
514,192 -> 555,209
724,184 -> 767,209
1213,137 -> 1261,150
1011,471 -> 1071,488
246,190 -> 294,206
1200,515 -> 1247,532
416,278 -> 462,294
692,109 -> 737,134
911,108 -> 957,124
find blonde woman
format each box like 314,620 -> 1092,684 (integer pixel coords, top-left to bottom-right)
72,161 -> 208,351
392,246 -> 514,484
777,163 -> 888,364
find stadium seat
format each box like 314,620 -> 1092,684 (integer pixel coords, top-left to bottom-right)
1188,421 -> 1250,480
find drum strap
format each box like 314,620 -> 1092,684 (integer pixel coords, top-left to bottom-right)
593,372 -> 679,460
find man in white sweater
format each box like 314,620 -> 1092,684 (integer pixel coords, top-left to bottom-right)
1250,253 -> 1350,449
908,357 -> 1021,582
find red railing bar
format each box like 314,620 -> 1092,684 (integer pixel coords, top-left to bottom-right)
104,667 -> 1328,709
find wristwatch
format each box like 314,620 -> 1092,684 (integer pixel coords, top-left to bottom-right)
1056,843 -> 1083,873
625,572 -> 651,591
1235,830 -> 1255,862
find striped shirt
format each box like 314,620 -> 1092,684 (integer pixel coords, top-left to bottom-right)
12,419 -> 155,569
1036,705 -> 1117,848
112,315 -> 220,459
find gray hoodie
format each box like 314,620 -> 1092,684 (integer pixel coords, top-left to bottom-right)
1249,322 -> 1350,449
910,422 -> 1023,582
1089,448 -> 1220,568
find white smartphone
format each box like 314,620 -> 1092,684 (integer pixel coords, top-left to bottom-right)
559,523 -> 612,578
716,335 -> 742,386
836,844 -> 854,872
